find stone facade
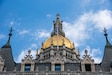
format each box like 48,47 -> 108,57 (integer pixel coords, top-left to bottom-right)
0,14 -> 112,75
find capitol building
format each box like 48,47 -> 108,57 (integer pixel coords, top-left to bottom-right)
0,14 -> 112,75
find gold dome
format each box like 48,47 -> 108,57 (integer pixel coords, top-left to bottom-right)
43,35 -> 74,49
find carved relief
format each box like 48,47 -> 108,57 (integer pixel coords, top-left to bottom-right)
81,50 -> 95,72
21,50 -> 35,72
51,53 -> 64,71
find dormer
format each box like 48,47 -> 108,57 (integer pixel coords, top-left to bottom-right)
81,50 -> 95,72
51,53 -> 64,71
21,50 -> 35,72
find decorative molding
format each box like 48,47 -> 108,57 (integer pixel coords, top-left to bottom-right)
81,49 -> 95,72
21,50 -> 35,72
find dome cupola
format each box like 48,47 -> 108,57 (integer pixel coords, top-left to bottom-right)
41,14 -> 75,52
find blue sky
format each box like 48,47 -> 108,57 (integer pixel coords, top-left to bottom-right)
0,0 -> 112,63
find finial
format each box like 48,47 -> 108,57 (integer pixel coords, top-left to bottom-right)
78,49 -> 80,55
77,48 -> 80,59
56,14 -> 60,19
2,27 -> 13,48
104,28 -> 107,34
40,48 -> 43,54
36,49 -> 38,59
42,42 -> 44,48
73,43 -> 76,53
73,42 -> 75,48
104,27 -> 107,37
51,14 -> 65,37
103,27 -> 111,46
8,27 -> 13,43
28,50 -> 31,55
85,49 -> 88,55
36,49 -> 38,55
9,27 -> 13,34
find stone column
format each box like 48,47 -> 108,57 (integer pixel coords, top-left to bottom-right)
51,63 -> 55,71
21,64 -> 25,72
50,50 -> 54,61
40,53 -> 43,62
91,64 -> 95,72
81,63 -> 85,72
61,63 -> 64,71
63,50 -> 66,62
31,63 -> 34,71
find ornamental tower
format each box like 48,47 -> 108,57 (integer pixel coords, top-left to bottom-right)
36,14 -> 80,64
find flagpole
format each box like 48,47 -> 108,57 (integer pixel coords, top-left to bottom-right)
56,24 -> 59,51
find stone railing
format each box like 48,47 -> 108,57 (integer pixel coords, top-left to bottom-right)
0,71 -> 112,75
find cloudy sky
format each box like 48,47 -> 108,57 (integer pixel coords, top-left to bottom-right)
0,0 -> 112,63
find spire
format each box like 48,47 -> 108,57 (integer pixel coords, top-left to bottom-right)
73,43 -> 76,53
2,27 -> 13,48
103,28 -> 111,46
51,14 -> 65,37
77,48 -> 80,59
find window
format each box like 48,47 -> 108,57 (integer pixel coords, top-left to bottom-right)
55,64 -> 61,71
85,64 -> 91,71
24,64 -> 31,72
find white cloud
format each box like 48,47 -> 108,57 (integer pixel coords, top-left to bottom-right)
18,29 -> 30,35
16,43 -> 37,63
16,49 -> 36,63
92,10 -> 112,31
38,30 -> 50,38
30,43 -> 37,49
111,38 -> 112,41
0,34 -> 5,40
63,10 -> 112,63
100,0 -> 107,4
46,14 -> 52,18
81,0 -> 108,7
33,30 -> 50,40
10,21 -> 14,26
63,9 -> 112,47
82,0 -> 90,7
63,13 -> 91,46
81,46 -> 102,63
9,20 -> 21,27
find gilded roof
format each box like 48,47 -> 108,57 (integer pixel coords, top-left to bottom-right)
43,35 -> 74,49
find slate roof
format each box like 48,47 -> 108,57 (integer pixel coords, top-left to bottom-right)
0,47 -> 15,71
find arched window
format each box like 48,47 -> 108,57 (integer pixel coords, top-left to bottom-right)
24,64 -> 31,72
55,64 -> 61,71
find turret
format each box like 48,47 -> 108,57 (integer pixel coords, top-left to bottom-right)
2,27 -> 13,48
101,28 -> 112,72
51,14 -> 65,37
0,27 -> 15,71
104,28 -> 111,46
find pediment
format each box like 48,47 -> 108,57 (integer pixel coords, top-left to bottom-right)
22,50 -> 34,64
23,56 -> 34,64
83,56 -> 92,64
52,56 -> 64,64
